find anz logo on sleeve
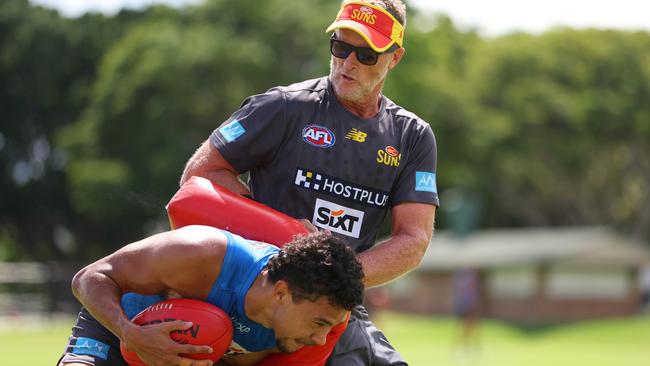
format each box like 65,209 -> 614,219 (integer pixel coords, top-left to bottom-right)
415,172 -> 437,193
312,199 -> 364,238
219,120 -> 246,142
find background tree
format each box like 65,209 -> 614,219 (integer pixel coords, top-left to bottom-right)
1,0 -> 649,262
465,29 -> 650,240
0,0 -> 146,260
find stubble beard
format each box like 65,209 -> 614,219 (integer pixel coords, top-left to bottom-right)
329,59 -> 388,104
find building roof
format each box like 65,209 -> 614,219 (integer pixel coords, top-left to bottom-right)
420,226 -> 650,270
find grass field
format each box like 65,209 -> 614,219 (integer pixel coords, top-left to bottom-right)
3,312 -> 649,366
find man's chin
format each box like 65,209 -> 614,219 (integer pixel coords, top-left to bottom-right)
334,86 -> 364,103
276,340 -> 304,353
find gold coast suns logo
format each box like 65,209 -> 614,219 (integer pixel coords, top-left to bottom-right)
376,146 -> 401,167
351,6 -> 376,24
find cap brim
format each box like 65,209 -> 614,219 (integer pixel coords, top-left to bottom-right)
325,20 -> 394,53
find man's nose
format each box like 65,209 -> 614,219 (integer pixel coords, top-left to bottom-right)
311,329 -> 329,346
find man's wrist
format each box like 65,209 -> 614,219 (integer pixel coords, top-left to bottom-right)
117,315 -> 138,344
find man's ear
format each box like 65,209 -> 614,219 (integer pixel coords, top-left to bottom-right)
389,47 -> 405,70
273,280 -> 291,304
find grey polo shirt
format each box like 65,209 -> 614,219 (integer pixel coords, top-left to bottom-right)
210,77 -> 438,252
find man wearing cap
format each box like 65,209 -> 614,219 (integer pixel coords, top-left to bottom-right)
181,1 -> 438,365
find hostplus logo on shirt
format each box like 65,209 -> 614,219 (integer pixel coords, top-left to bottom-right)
313,199 -> 365,238
294,168 -> 389,207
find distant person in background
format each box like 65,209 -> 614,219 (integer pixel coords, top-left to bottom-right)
452,268 -> 481,355
640,265 -> 650,310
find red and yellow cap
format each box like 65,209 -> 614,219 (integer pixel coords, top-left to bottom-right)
325,1 -> 404,53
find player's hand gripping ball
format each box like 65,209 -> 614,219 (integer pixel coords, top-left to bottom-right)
120,298 -> 233,365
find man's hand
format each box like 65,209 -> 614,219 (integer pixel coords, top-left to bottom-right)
122,320 -> 214,366
299,219 -> 319,233
358,203 -> 436,287
299,219 -> 332,235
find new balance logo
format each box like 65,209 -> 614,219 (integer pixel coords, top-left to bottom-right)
345,128 -> 367,142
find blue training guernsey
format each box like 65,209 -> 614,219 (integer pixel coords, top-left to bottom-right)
120,230 -> 278,354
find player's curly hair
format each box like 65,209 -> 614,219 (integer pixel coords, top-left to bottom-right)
267,232 -> 365,311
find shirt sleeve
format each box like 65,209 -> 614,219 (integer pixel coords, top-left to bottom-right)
389,122 -> 440,207
209,90 -> 288,173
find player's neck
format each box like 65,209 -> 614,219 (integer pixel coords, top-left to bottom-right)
244,270 -> 274,328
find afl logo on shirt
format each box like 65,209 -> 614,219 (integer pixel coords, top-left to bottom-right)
313,199 -> 364,238
303,125 -> 335,148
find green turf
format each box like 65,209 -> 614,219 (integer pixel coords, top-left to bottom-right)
377,312 -> 650,366
2,312 -> 649,366
0,316 -> 74,365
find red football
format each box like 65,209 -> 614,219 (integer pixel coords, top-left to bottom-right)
120,298 -> 233,366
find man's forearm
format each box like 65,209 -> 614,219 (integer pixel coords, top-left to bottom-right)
180,154 -> 251,196
180,140 -> 250,196
71,267 -> 133,341
357,232 -> 429,288
192,169 -> 251,196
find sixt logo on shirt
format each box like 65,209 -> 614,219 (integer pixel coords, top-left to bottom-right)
313,199 -> 364,238
302,125 -> 335,148
295,168 -> 389,207
415,172 -> 437,193
219,120 -> 246,142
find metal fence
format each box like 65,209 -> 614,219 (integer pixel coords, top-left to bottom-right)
0,262 -> 83,315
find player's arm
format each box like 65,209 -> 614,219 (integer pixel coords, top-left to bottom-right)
71,225 -> 228,366
181,139 -> 250,195
357,203 -> 435,288
179,140 -> 318,234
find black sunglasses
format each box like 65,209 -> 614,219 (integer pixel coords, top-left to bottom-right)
329,37 -> 398,66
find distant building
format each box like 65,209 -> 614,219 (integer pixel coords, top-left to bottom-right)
383,227 -> 650,324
